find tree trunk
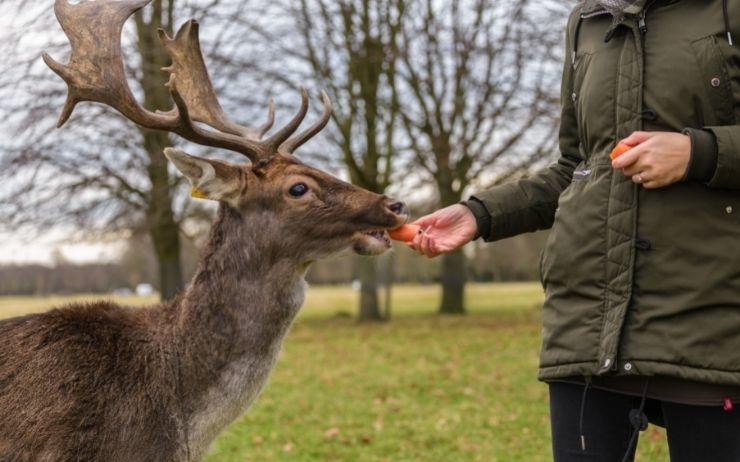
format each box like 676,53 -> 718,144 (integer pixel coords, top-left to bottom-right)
356,256 -> 383,321
381,253 -> 393,321
137,3 -> 183,301
439,249 -> 466,314
152,231 -> 183,300
145,129 -> 184,301
438,182 -> 466,314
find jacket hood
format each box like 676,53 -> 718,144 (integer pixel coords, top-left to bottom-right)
580,0 -> 647,19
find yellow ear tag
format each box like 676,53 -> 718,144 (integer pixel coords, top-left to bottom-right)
190,187 -> 209,200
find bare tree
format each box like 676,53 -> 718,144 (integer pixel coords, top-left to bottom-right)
0,0 -> 274,300
396,0 -> 567,313
240,0 -> 407,321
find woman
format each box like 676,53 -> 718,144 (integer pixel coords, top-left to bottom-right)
409,1 -> 740,461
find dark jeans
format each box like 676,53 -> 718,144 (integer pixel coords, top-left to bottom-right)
549,381 -> 740,462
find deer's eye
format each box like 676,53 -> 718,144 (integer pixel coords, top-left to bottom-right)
289,183 -> 309,197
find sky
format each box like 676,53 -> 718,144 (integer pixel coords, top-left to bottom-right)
0,0 -> 566,265
0,231 -> 125,265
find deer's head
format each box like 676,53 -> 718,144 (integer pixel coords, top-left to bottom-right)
43,0 -> 407,259
164,148 -> 407,258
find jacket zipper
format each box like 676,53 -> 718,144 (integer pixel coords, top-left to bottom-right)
639,0 -> 657,36
638,10 -> 648,35
602,4 -> 652,43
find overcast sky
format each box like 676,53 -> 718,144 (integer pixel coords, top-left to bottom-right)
0,230 -> 125,264
0,0 -> 568,265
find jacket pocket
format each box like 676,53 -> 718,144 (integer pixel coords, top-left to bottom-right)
540,161 -> 608,291
690,35 -> 736,126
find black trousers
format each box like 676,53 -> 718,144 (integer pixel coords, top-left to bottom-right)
549,382 -> 740,462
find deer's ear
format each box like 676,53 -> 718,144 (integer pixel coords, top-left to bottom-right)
164,148 -> 243,202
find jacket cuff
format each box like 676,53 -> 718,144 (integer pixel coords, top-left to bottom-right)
461,198 -> 491,241
682,128 -> 718,182
705,125 -> 740,189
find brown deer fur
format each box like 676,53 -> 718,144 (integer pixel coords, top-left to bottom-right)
0,153 -> 407,461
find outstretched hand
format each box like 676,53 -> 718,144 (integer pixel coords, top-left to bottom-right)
408,204 -> 477,258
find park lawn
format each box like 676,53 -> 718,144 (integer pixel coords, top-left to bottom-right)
0,283 -> 667,461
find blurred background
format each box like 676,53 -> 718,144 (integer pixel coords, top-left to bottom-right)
0,0 -> 565,315
0,0 -> 669,460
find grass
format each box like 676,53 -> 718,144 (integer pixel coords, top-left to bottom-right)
0,284 -> 668,461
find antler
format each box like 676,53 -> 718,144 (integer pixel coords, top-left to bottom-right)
42,0 -> 331,162
278,91 -> 333,155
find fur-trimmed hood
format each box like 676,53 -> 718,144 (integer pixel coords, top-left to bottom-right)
580,0 -> 647,20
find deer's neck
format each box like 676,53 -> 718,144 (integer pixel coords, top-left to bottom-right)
173,205 -> 306,456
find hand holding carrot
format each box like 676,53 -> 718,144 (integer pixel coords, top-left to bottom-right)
406,204 -> 477,258
611,131 -> 691,189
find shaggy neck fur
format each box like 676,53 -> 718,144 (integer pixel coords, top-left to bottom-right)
171,204 -> 307,459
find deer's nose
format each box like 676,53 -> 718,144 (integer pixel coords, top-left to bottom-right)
388,200 -> 408,216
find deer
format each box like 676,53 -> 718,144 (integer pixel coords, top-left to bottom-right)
0,1 -> 408,461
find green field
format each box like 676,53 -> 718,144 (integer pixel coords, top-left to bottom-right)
0,284 -> 668,461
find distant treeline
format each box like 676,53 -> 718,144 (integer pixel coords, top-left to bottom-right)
0,231 -> 547,296
0,263 -> 129,296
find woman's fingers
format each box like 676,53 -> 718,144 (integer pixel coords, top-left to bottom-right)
427,238 -> 441,258
612,136 -> 656,170
612,145 -> 642,169
631,173 -> 648,184
621,163 -> 643,177
411,214 -> 437,229
421,233 -> 436,258
642,180 -> 661,189
408,226 -> 434,256
620,131 -> 653,146
408,227 -> 443,258
621,156 -> 656,185
421,232 -> 443,258
408,228 -> 424,251
411,209 -> 446,229
618,145 -> 654,181
418,232 -> 430,257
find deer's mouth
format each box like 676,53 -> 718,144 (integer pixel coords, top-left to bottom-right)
365,229 -> 391,245
353,229 -> 392,256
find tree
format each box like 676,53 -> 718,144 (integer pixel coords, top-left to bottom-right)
0,0 -> 271,300
242,0 -> 406,320
396,0 -> 566,313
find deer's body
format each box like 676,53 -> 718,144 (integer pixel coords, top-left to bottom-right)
0,303 -> 185,461
0,206 -> 312,461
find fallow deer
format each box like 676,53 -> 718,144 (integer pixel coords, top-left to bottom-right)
0,1 -> 408,460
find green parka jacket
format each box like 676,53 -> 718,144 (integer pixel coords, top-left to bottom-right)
469,0 -> 740,386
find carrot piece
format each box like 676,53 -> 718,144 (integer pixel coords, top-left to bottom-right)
609,142 -> 633,160
388,224 -> 421,242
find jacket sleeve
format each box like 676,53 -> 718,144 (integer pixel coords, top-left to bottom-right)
465,12 -> 583,242
702,125 -> 740,189
682,125 -> 740,188
681,127 -> 718,182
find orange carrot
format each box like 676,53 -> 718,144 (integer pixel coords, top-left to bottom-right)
609,142 -> 633,160
388,224 -> 421,242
